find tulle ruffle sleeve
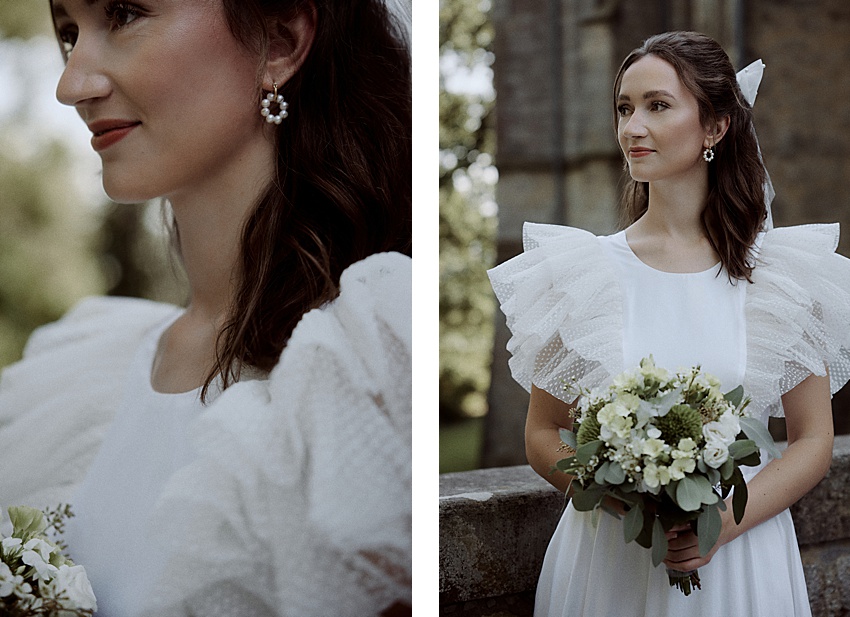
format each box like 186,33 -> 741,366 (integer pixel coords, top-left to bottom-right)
487,223 -> 623,403
139,252 -> 412,617
745,224 -> 850,417
0,297 -> 179,508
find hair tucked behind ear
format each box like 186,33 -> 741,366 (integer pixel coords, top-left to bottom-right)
202,0 -> 411,399
613,31 -> 766,282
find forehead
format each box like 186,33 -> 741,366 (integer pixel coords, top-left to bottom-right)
619,55 -> 686,96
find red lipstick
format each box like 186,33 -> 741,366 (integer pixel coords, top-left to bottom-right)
88,120 -> 141,152
629,147 -> 654,158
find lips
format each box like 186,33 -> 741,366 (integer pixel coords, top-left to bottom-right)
88,119 -> 141,152
628,147 -> 654,158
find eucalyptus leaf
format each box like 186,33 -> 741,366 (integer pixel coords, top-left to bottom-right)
723,385 -> 744,407
720,457 -> 735,481
735,451 -> 762,468
651,518 -> 668,567
595,461 -> 611,485
740,417 -> 782,460
696,458 -> 708,474
706,467 -> 721,486
559,428 -> 577,449
675,476 -> 703,512
571,484 -> 605,512
728,439 -> 758,460
576,440 -> 603,465
697,506 -> 722,556
605,462 -> 627,485
556,456 -> 577,472
8,506 -> 46,540
623,505 -> 644,544
653,386 -> 683,417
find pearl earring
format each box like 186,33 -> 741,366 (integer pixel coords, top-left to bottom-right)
260,82 -> 288,125
703,146 -> 715,162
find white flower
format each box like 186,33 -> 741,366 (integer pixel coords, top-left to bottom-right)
703,414 -> 739,447
22,547 -> 59,582
612,369 -> 643,391
44,565 -> 98,611
677,438 -> 697,453
641,438 -> 666,459
669,457 -> 696,480
643,462 -> 672,488
703,442 -> 730,468
1,537 -> 22,555
646,426 -> 662,440
23,538 -> 56,562
0,561 -> 16,597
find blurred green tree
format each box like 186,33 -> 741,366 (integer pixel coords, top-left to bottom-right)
439,0 -> 497,421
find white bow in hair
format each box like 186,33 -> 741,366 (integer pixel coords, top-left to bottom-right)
736,59 -> 774,230
736,59 -> 766,107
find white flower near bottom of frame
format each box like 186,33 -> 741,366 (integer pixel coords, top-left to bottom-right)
643,462 -> 672,488
42,565 -> 98,611
0,561 -> 32,599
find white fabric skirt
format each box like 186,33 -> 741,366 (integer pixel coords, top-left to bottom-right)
534,506 -> 811,617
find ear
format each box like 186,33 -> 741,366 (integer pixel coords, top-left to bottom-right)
262,3 -> 317,90
705,115 -> 731,147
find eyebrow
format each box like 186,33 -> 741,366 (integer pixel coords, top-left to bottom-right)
51,0 -> 100,21
617,90 -> 677,102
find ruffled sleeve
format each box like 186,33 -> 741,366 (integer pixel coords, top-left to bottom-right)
139,252 -> 411,617
0,297 -> 179,509
745,224 -> 850,417
487,223 -> 623,403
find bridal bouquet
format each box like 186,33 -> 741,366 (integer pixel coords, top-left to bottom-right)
0,505 -> 97,616
557,357 -> 781,595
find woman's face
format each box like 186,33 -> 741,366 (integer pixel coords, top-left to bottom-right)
616,55 -> 708,184
52,0 -> 268,203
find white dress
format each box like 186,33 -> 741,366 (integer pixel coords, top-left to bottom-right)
488,223 -> 850,617
0,252 -> 411,617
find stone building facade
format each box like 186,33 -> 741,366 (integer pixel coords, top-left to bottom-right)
484,0 -> 850,467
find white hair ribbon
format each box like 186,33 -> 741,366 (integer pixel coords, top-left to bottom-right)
736,59 -> 774,230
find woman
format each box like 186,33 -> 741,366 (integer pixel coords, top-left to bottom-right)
0,1 -> 411,615
489,31 -> 850,616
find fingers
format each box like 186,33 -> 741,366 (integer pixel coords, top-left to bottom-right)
663,529 -> 709,571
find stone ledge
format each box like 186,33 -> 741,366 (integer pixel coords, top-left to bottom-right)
439,435 -> 850,614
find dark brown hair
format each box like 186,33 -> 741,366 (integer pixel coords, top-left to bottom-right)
51,1 -> 411,400
613,31 -> 766,281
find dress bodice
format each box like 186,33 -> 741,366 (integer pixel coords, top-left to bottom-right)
599,230 -> 747,391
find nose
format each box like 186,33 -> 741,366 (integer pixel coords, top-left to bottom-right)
55,35 -> 111,108
621,109 -> 647,139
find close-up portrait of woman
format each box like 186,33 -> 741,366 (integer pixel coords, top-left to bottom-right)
0,1 -> 412,616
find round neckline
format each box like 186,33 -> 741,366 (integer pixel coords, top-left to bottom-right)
143,311 -> 206,399
618,230 -> 721,276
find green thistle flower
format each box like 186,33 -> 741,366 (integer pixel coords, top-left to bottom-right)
576,411 -> 601,445
654,404 -> 702,445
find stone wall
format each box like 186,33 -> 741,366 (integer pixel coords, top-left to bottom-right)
440,435 -> 850,616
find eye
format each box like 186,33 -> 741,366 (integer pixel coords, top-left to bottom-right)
57,25 -> 79,55
617,105 -> 632,117
650,101 -> 670,112
104,2 -> 144,29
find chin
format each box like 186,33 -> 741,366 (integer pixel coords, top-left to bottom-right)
101,175 -> 158,204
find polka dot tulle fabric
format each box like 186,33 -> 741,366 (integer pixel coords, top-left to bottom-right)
489,223 -> 850,420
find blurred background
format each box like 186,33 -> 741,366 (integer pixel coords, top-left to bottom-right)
440,0 -> 850,473
0,6 -> 186,371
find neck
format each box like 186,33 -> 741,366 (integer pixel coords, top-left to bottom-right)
639,167 -> 709,239
167,136 -> 275,323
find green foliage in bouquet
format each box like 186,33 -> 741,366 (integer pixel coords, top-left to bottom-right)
556,357 -> 781,596
0,505 -> 96,616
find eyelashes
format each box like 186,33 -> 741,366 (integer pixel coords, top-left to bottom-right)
54,1 -> 145,57
617,101 -> 671,117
